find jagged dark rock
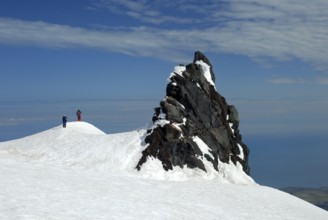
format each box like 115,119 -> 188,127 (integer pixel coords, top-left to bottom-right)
136,51 -> 250,175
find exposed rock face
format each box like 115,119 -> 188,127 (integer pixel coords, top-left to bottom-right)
136,51 -> 250,175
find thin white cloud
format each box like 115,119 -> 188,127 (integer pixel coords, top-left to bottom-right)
92,0 -> 195,25
0,118 -> 25,126
0,18 -> 185,61
314,77 -> 328,85
0,0 -> 328,69
269,76 -> 328,84
269,78 -> 305,84
91,0 -> 328,69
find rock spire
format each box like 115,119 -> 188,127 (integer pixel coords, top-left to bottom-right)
136,51 -> 250,175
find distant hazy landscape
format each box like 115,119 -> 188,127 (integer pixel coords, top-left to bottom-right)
281,187 -> 328,211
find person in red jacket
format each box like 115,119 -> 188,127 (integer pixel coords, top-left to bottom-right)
76,109 -> 82,121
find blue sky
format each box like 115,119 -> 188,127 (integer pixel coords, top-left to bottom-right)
0,0 -> 327,188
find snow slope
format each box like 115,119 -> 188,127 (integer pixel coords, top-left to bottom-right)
1,122 -> 146,173
0,122 -> 327,219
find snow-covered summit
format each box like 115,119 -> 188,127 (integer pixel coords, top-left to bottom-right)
0,122 -> 146,172
59,121 -> 106,135
0,121 -> 254,184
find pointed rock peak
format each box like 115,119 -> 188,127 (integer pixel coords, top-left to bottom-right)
136,52 -> 251,178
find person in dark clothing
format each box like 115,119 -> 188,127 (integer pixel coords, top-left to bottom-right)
62,115 -> 67,128
76,109 -> 82,121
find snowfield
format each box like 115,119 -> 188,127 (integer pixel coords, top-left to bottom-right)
0,122 -> 327,219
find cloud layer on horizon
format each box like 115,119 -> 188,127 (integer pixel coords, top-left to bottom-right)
269,76 -> 328,84
0,0 -> 327,70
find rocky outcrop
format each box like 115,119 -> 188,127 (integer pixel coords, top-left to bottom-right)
136,51 -> 250,175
